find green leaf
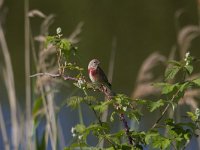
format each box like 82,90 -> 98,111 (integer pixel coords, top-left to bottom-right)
45,36 -> 56,47
178,82 -> 191,92
126,110 -> 142,123
193,78 -> 200,86
121,144 -> 133,150
67,96 -> 83,109
153,83 -> 177,94
114,94 -> 132,106
136,99 -> 147,105
75,124 -> 86,134
187,111 -> 198,122
168,60 -> 182,66
87,123 -> 108,132
110,111 -> 116,122
145,131 -> 170,150
65,143 -> 88,150
147,99 -> 165,112
83,96 -> 96,103
105,147 -> 115,150
32,97 -> 43,116
165,65 -> 181,80
184,65 -> 193,74
60,39 -> 71,50
93,100 -> 113,113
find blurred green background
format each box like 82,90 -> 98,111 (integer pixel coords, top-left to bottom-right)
1,0 -> 200,149
4,0 -> 198,97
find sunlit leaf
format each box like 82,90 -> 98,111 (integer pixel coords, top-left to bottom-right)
187,111 -> 198,122
165,65 -> 181,80
93,100 -> 113,113
168,60 -> 182,66
153,83 -> 177,94
75,124 -> 86,134
126,110 -> 142,123
110,111 -> 116,122
67,96 -> 83,109
147,99 -> 165,112
193,78 -> 200,86
184,65 -> 193,74
145,131 -> 170,150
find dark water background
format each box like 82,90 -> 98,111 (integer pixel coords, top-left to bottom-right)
1,0 -> 200,149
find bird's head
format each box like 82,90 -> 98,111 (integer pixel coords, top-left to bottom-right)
88,59 -> 100,70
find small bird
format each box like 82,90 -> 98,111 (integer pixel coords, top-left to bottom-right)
88,59 -> 111,89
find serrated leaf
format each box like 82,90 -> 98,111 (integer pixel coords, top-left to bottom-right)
184,65 -> 193,74
60,39 -> 71,51
136,99 -> 147,105
93,100 -> 113,113
121,144 -> 132,150
67,96 -> 83,109
178,82 -> 190,92
193,78 -> 200,86
126,110 -> 142,123
187,112 -> 198,122
84,96 -> 96,103
168,60 -> 182,66
75,124 -> 86,133
145,131 -> 170,150
148,99 -> 165,112
165,65 -> 181,80
153,83 -> 177,94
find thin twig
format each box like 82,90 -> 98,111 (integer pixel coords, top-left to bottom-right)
30,73 -> 61,78
151,88 -> 181,129
31,71 -> 133,145
30,72 -> 78,81
101,86 -> 133,145
83,90 -> 116,148
119,113 -> 133,145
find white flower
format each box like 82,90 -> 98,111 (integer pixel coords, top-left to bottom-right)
78,135 -> 83,140
71,127 -> 75,133
72,133 -> 76,137
56,27 -> 62,34
78,79 -> 84,85
185,52 -> 190,58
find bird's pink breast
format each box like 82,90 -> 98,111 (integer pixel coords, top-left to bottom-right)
88,68 -> 98,82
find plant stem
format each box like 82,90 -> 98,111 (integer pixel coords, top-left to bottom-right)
78,104 -> 84,125
119,113 -> 133,145
82,89 -> 116,148
151,88 -> 181,129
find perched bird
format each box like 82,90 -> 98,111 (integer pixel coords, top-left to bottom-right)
88,59 -> 111,89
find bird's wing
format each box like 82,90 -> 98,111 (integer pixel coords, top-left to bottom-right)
98,67 -> 112,88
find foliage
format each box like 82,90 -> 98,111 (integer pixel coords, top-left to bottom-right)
32,29 -> 200,150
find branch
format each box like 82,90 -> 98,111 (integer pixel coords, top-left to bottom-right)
119,113 -> 133,145
151,88 -> 181,129
31,72 -> 133,145
30,72 -> 78,81
102,86 -> 133,145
